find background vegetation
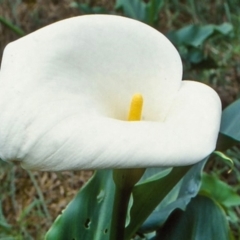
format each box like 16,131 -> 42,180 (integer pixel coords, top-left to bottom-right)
0,0 -> 240,239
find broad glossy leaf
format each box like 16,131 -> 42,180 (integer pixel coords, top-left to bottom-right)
45,170 -> 114,240
220,98 -> 240,143
200,173 -> 240,208
156,195 -> 231,240
139,158 -> 207,233
124,165 -> 192,240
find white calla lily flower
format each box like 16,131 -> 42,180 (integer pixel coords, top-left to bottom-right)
0,15 -> 221,171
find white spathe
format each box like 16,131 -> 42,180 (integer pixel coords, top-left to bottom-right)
0,15 -> 221,171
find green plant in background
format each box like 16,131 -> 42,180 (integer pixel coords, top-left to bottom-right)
0,14 -> 239,240
167,23 -> 233,68
0,0 -> 240,239
71,0 -> 164,26
115,0 -> 164,27
71,0 -> 235,71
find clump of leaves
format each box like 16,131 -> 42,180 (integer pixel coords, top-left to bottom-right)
167,23 -> 233,68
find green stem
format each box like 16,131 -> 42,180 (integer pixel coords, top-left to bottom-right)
110,169 -> 145,240
110,185 -> 132,240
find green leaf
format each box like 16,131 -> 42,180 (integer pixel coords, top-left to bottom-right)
156,195 -> 231,240
167,23 -> 233,48
45,170 -> 114,240
115,0 -> 147,23
115,0 -> 164,26
124,165 -> 192,240
146,0 -> 164,26
215,22 -> 233,35
139,168 -> 172,184
220,98 -> 240,143
139,158 -> 207,234
167,24 -> 214,47
200,173 -> 240,208
167,23 -> 233,65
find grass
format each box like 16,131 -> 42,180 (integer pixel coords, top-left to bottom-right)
0,0 -> 240,239
0,160 -> 92,239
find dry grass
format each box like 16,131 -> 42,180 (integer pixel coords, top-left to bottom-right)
1,160 -> 92,239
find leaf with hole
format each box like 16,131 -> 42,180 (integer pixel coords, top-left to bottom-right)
45,170 -> 114,240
